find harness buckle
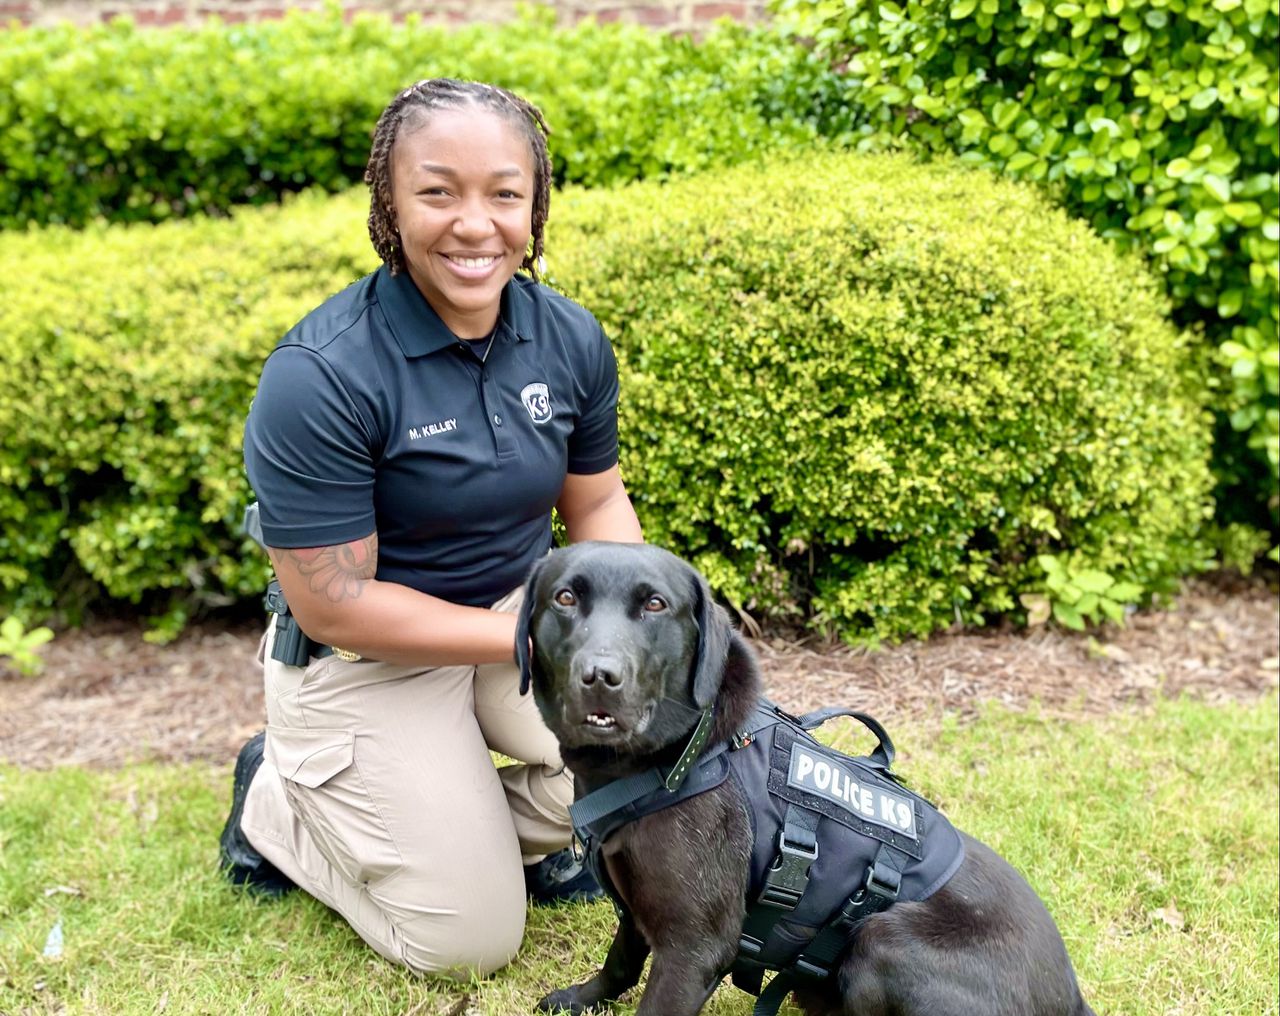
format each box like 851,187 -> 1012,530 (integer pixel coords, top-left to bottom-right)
794,956 -> 832,981
757,829 -> 818,911
864,860 -> 902,900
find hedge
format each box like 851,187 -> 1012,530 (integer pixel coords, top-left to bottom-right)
0,7 -> 833,228
0,199 -> 371,626
770,0 -> 1279,544
0,153 -> 1214,639
550,153 -> 1215,638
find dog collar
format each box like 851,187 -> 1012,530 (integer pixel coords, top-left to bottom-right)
663,706 -> 715,792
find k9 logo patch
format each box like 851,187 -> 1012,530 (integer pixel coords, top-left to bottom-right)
787,745 -> 917,838
521,382 -> 553,424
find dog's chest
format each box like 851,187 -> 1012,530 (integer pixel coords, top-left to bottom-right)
603,785 -> 753,926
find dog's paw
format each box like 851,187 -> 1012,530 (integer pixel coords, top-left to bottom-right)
535,985 -> 601,1016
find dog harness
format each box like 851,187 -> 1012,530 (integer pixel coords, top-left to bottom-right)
569,701 -> 966,1016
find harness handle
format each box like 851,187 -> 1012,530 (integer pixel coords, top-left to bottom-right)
792,707 -> 895,770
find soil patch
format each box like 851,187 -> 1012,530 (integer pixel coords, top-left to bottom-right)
1,576 -> 1275,770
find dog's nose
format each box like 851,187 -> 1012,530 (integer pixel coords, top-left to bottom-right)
581,663 -> 624,689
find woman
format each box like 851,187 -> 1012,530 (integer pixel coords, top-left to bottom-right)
220,78 -> 643,978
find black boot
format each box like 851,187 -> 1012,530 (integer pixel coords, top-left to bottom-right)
524,847 -> 604,905
219,732 -> 296,897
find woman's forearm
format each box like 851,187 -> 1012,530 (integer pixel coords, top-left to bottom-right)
268,538 -> 518,666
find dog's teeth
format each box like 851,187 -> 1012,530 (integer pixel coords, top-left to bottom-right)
585,713 -> 617,728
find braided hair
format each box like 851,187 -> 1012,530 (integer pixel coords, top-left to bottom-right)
364,78 -> 553,281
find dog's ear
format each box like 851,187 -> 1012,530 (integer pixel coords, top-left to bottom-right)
689,566 -> 732,709
515,556 -> 547,696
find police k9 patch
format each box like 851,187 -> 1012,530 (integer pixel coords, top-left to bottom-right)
520,383 -> 552,424
787,746 -> 917,839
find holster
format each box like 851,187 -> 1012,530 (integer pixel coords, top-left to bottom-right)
263,579 -> 325,667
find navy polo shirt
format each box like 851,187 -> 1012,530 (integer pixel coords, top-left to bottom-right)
243,266 -> 620,608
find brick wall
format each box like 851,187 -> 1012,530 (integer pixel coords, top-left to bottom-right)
4,0 -> 766,30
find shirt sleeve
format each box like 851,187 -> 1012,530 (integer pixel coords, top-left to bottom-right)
243,345 -> 378,548
566,321 -> 621,475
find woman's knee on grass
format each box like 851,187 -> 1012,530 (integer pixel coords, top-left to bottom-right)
395,891 -> 527,978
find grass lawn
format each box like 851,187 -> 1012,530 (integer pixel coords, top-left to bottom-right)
1,694 -> 1275,1015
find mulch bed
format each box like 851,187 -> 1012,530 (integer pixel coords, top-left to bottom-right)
1,576 -> 1275,770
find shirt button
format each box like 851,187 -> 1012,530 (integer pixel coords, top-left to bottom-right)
493,414 -> 503,426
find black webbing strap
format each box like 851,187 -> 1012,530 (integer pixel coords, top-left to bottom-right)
569,767 -> 669,830
570,703 -> 782,845
792,707 -> 896,770
734,805 -> 820,994
751,841 -> 907,1016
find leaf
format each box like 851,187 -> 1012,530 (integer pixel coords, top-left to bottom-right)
1053,601 -> 1086,630
1218,289 -> 1243,318
1019,593 -> 1052,625
27,627 -> 54,648
1037,554 -> 1065,576
1166,157 -> 1192,178
1199,174 -> 1232,204
993,102 -> 1021,130
1099,597 -> 1127,623
1073,569 -> 1116,593
1108,582 -> 1145,602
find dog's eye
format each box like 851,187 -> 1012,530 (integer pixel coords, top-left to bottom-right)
643,595 -> 668,613
554,588 -> 577,607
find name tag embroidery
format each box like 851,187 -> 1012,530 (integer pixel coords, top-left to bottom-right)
407,418 -> 458,441
787,746 -> 917,838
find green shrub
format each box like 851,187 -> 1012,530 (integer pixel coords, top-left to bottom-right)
0,154 -> 1215,639
0,196 -> 373,615
0,6 -> 829,228
771,0 -> 1279,543
0,615 -> 54,675
549,153 -> 1215,640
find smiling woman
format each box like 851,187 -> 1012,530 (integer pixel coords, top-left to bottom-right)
223,78 -> 643,982
390,112 -> 534,337
371,87 -> 542,338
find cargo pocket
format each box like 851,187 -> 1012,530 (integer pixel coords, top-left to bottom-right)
268,725 -> 404,888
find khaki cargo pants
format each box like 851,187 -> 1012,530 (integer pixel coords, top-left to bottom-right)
240,586 -> 574,976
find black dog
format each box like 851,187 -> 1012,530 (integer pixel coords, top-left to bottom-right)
517,542 -> 1096,1016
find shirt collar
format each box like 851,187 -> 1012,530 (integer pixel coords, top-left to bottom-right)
375,265 -> 535,358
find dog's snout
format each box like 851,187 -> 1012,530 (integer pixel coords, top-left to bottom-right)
582,662 -> 624,690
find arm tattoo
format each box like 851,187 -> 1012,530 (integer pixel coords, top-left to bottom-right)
270,533 -> 378,604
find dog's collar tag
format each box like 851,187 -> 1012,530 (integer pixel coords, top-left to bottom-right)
663,707 -> 715,792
